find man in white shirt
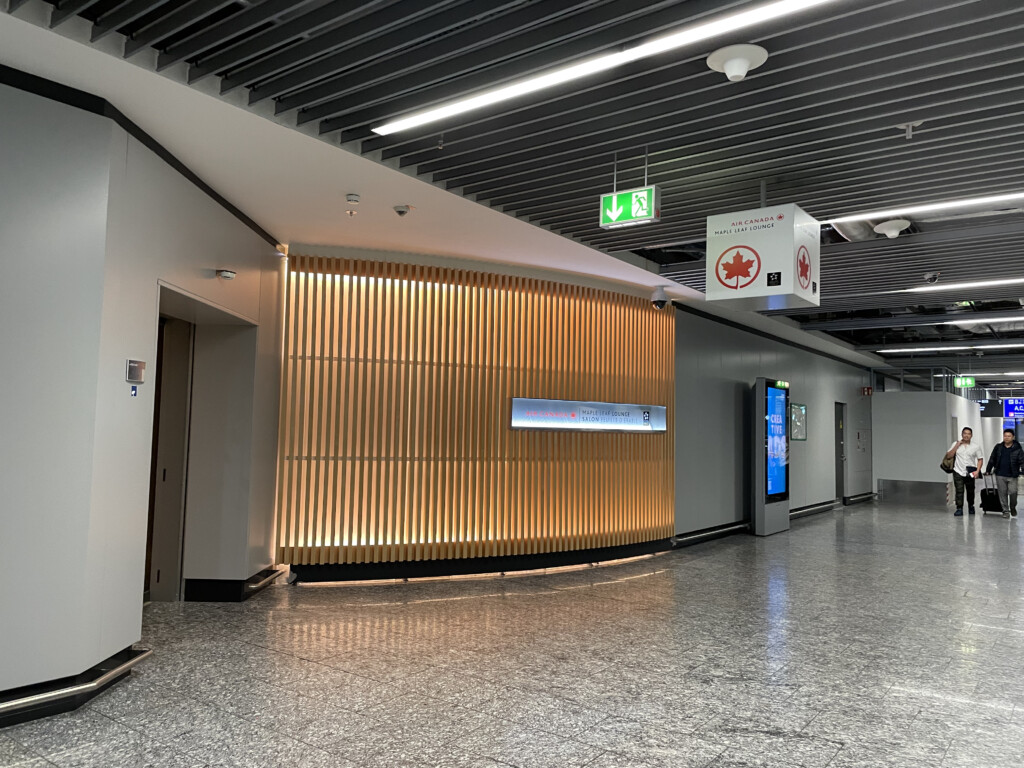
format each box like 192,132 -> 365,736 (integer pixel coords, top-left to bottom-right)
945,427 -> 984,516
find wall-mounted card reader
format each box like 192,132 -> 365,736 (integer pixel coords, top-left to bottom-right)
126,360 -> 146,384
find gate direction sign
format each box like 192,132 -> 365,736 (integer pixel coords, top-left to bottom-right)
599,185 -> 661,229
1004,398 -> 1024,419
953,376 -> 976,388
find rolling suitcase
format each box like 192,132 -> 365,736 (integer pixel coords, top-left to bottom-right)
980,474 -> 1003,515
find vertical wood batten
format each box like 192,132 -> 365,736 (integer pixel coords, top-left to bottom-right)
276,258 -> 675,566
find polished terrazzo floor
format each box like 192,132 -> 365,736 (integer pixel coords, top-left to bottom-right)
4,502 -> 1024,767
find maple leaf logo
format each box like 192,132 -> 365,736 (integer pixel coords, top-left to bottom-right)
722,251 -> 755,282
797,245 -> 811,288
714,245 -> 761,290
777,213 -> 785,220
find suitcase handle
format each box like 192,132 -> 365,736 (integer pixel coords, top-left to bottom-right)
983,473 -> 996,490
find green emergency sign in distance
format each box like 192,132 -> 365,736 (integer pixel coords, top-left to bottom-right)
954,376 -> 976,388
599,185 -> 661,229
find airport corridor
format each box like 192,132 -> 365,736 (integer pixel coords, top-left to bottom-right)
3,502 -> 1024,768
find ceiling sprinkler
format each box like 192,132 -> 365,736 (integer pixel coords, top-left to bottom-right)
873,219 -> 911,239
707,44 -> 768,82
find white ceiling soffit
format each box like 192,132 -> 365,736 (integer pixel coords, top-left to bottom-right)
0,5 -> 683,297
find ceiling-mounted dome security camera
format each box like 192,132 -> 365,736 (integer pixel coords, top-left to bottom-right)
394,205 -> 411,217
651,286 -> 669,310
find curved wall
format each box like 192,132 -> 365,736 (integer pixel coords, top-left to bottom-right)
275,255 -> 675,566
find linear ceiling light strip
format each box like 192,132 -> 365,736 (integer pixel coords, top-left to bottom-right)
371,0 -> 838,135
828,191 -> 1024,224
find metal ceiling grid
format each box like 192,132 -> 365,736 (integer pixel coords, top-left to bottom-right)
31,0 -> 1024,251
18,0 -> 1024,358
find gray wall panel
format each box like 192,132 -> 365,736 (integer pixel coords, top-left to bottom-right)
675,310 -> 873,535
0,83 -> 113,691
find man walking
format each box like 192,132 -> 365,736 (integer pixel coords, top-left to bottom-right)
985,429 -> 1024,519
945,427 -> 984,516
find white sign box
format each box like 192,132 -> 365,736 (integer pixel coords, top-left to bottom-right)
705,203 -> 820,310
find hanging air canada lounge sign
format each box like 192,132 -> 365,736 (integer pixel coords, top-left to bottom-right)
705,203 -> 821,310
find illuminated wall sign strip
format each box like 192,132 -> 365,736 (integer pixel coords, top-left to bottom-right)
511,398 -> 667,432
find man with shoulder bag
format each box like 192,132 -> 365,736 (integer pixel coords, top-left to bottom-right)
944,427 -> 984,516
985,429 -> 1024,519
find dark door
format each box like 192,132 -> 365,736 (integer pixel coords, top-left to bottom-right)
145,318 -> 194,602
835,402 -> 846,501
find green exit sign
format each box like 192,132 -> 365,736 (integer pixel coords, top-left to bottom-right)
954,376 -> 976,388
599,185 -> 661,229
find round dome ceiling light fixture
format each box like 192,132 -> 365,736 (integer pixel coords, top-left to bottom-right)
873,218 -> 911,239
706,44 -> 768,82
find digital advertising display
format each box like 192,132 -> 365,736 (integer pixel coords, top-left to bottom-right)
978,399 -> 1002,418
766,385 -> 789,501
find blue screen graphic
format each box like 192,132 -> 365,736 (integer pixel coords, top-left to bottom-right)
766,387 -> 788,497
1004,398 -> 1024,419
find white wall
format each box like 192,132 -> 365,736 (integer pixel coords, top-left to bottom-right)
980,417 -> 1004,468
104,129 -> 282,585
0,84 -> 281,691
184,325 -> 258,581
674,310 -> 872,535
948,392 -> 986,460
871,391 -> 983,484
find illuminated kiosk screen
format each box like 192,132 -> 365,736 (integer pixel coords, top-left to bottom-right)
1004,398 -> 1024,419
765,385 -> 790,503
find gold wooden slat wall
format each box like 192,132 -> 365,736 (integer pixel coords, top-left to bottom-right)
275,255 -> 674,566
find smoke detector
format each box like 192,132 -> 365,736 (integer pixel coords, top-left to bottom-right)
345,193 -> 360,205
873,219 -> 911,239
707,44 -> 768,82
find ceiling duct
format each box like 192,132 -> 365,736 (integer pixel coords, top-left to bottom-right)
832,219 -> 876,242
960,321 -> 1024,334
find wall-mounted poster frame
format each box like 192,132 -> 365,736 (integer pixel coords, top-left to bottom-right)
791,402 -> 807,441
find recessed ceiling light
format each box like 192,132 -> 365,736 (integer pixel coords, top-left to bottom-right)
829,191 -> 1024,224
371,0 -> 838,135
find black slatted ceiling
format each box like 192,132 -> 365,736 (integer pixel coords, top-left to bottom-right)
25,0 -> 1024,363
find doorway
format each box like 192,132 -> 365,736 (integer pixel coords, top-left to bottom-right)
145,317 -> 194,602
835,402 -> 847,502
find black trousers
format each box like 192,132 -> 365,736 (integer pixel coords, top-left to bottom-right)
953,473 -> 976,510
